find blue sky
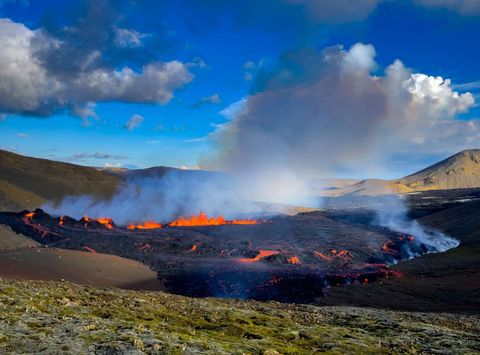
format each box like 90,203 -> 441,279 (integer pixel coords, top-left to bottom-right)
0,0 -> 479,178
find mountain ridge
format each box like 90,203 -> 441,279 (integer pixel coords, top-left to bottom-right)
320,149 -> 480,196
2,148 -> 480,209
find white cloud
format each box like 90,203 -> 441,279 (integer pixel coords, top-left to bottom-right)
243,58 -> 264,81
125,114 -> 144,131
191,93 -> 221,108
114,28 -> 147,48
403,72 -> 474,117
188,57 -> 208,69
0,18 -> 194,118
219,97 -> 247,119
343,43 -> 377,72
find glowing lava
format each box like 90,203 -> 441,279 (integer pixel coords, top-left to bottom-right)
381,241 -> 398,255
239,250 -> 279,263
80,215 -> 114,230
24,212 -> 35,218
97,217 -> 114,230
314,249 -> 354,261
127,221 -> 162,230
168,211 -> 258,227
288,256 -> 301,264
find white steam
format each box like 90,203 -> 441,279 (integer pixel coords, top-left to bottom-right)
43,170 -> 290,225
373,195 -> 459,255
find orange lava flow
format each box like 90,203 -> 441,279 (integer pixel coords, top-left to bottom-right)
230,219 -> 259,225
24,212 -> 35,218
288,256 -> 301,264
168,211 -> 259,227
314,251 -> 333,261
80,215 -> 114,230
381,242 -> 398,254
189,245 -> 198,252
127,221 -> 162,230
96,217 -> 114,230
314,249 -> 353,261
59,217 -> 64,226
168,212 -> 226,227
239,250 -> 279,263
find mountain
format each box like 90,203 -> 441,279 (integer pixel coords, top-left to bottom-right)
321,150 -> 480,196
0,149 -> 121,211
0,149 -> 220,212
401,149 -> 480,191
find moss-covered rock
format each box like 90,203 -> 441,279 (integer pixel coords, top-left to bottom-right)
0,278 -> 479,354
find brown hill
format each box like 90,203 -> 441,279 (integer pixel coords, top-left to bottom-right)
400,149 -> 480,191
322,149 -> 480,196
0,149 -> 121,211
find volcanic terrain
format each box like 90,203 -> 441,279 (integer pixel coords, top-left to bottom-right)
1,150 -> 479,312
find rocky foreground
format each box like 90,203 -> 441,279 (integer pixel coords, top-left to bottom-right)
0,279 -> 479,354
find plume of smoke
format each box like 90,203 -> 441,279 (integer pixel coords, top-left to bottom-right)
43,170 -> 276,225
372,195 -> 459,255
208,43 -> 474,178
204,42 -> 470,254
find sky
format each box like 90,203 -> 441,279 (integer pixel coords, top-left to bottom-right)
0,0 -> 479,179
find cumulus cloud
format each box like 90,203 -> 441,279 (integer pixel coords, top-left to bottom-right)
125,114 -> 144,131
415,0 -> 480,15
208,43 -> 475,183
0,18 -> 193,118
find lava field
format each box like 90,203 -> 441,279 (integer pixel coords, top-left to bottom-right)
0,209 -> 435,302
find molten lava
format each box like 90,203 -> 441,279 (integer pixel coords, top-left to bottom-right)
24,212 -> 35,218
239,250 -> 279,263
381,241 -> 398,255
79,215 -> 115,230
96,217 -> 114,230
228,219 -> 259,225
168,211 -> 258,227
288,256 -> 301,264
168,212 -> 225,226
127,221 -> 162,230
314,249 -> 354,261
